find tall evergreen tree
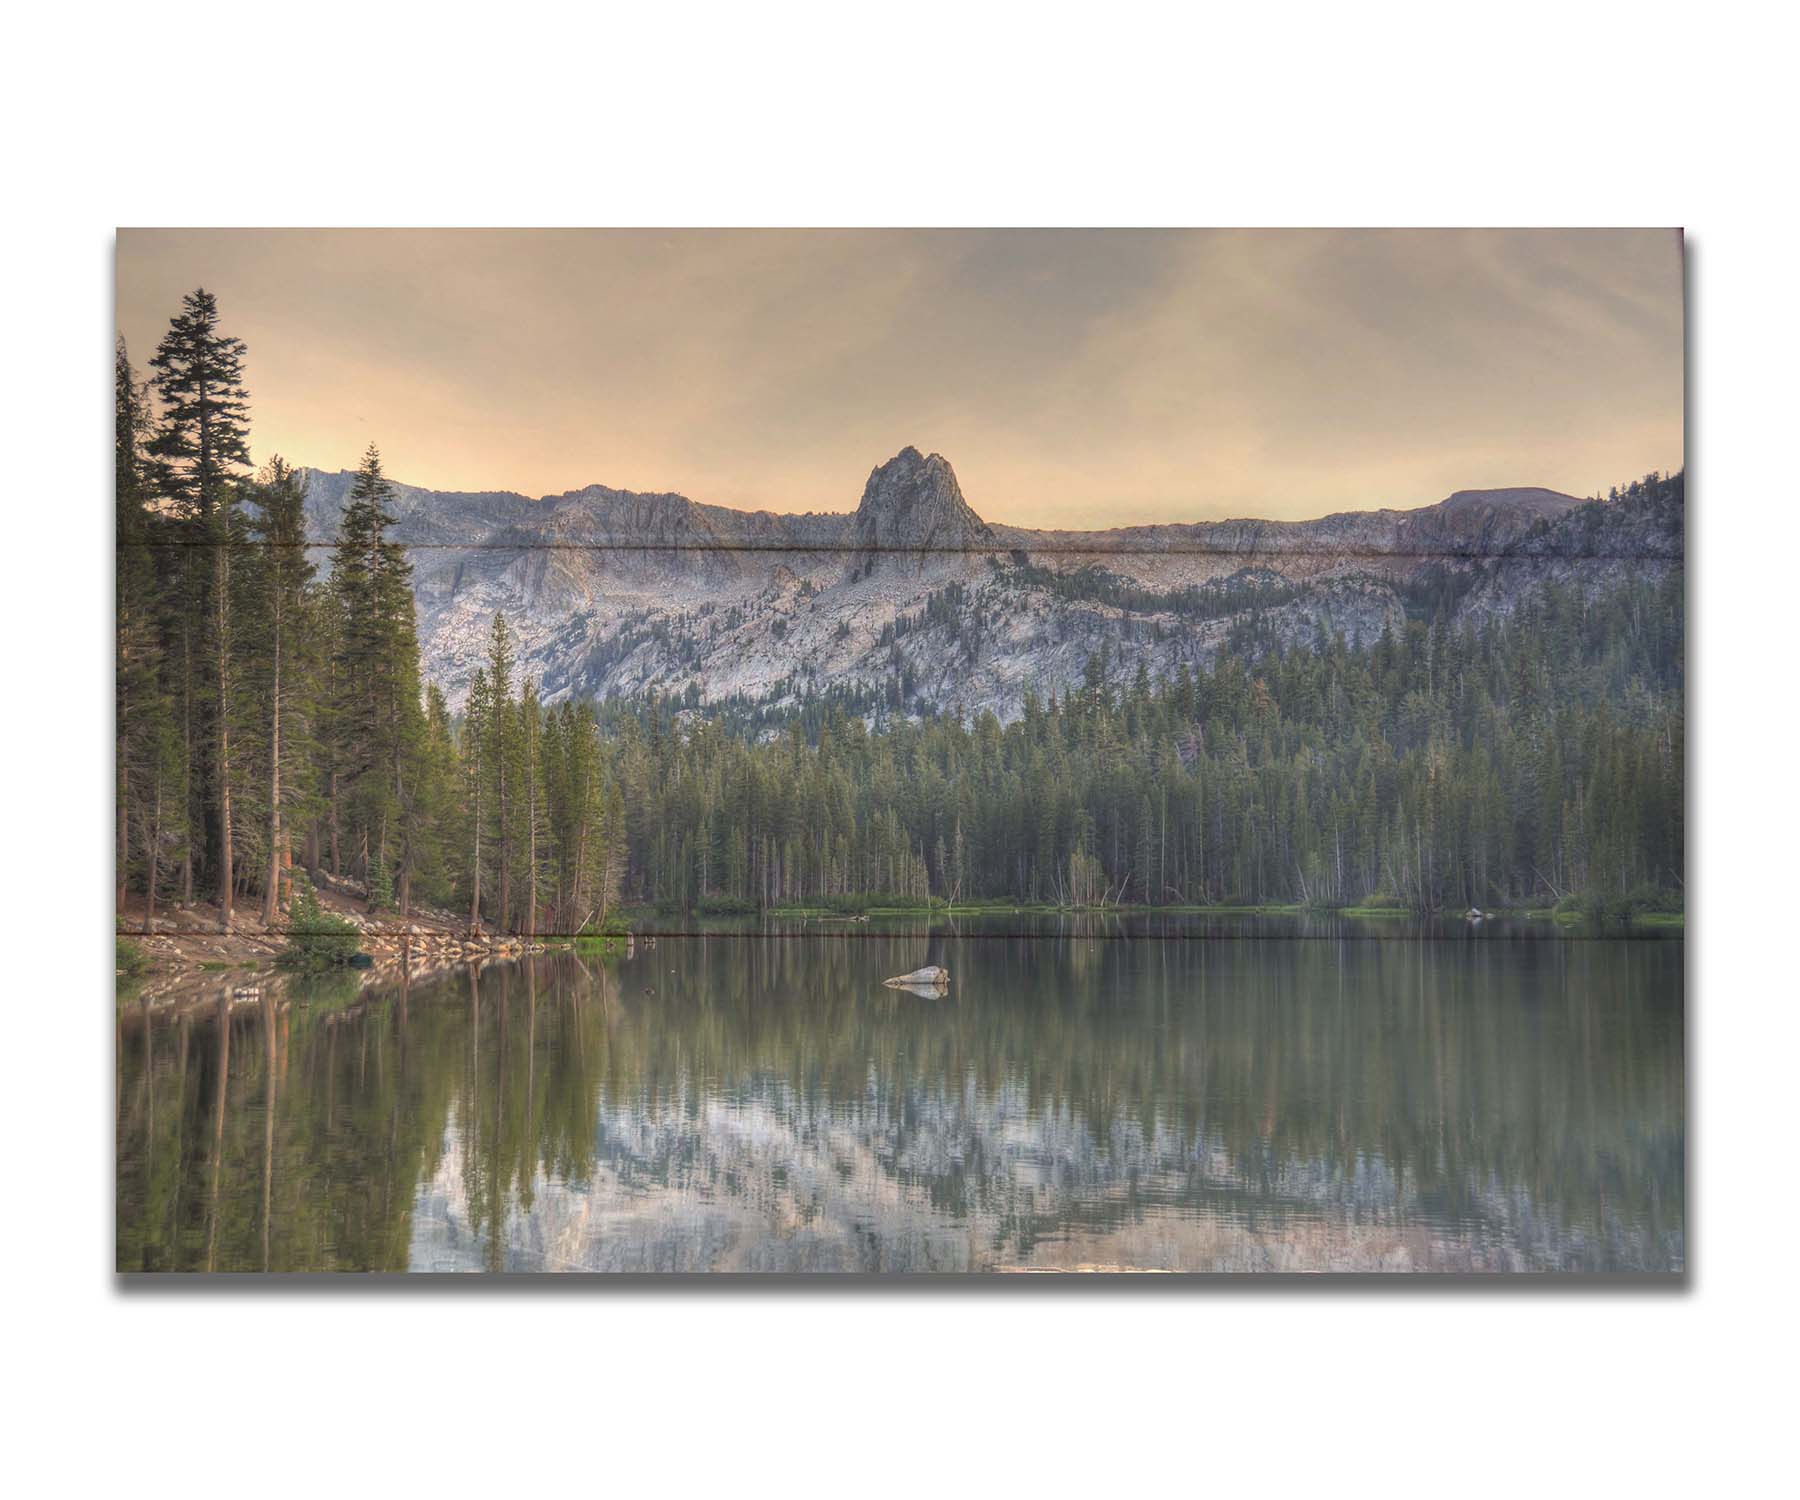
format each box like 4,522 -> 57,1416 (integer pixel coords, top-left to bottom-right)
483,613 -> 519,930
246,457 -> 316,922
330,443 -> 427,911
115,339 -> 160,911
464,667 -> 492,932
519,679 -> 546,934
147,289 -> 251,930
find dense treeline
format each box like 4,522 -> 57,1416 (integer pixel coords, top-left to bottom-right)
116,289 -> 1682,929
599,562 -> 1683,915
116,292 -> 625,935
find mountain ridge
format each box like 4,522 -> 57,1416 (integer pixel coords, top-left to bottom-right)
292,451 -> 1678,720
297,460 -> 1590,550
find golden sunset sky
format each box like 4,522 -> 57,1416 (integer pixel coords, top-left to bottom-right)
116,228 -> 1684,527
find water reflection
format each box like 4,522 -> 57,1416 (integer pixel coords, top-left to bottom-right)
116,929 -> 1684,1273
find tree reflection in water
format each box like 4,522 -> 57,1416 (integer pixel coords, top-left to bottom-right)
116,924 -> 1684,1273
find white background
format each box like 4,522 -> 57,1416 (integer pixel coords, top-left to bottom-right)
4,3 -> 1795,1495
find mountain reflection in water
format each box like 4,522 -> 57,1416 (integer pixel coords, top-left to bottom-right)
116,924 -> 1684,1273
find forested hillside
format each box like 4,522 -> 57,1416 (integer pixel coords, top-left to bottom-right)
115,293 -> 627,936
292,439 -> 1680,726
598,559 -> 1682,914
116,291 -> 1683,928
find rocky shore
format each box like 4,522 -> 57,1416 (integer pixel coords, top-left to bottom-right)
117,870 -> 550,991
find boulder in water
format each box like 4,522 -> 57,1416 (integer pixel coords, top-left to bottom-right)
883,965 -> 949,988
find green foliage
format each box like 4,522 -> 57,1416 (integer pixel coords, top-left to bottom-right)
145,289 -> 251,519
115,942 -> 1685,1272
1565,882 -> 1683,925
578,551 -> 1683,915
277,872 -> 363,969
366,853 -> 394,912
113,301 -> 1682,943
116,295 -> 628,942
115,937 -> 149,976
140,289 -> 256,921
327,443 -> 429,908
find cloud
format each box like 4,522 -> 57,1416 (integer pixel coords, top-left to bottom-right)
115,228 -> 1683,524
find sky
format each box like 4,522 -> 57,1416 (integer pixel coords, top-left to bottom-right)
115,228 -> 1684,528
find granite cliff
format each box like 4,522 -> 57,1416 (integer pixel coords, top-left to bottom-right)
297,448 -> 1681,721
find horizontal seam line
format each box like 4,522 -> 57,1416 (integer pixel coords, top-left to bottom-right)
119,542 -> 1686,562
127,929 -> 1676,943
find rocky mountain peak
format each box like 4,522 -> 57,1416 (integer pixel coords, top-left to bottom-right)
852,447 -> 995,554
290,451 -> 1679,723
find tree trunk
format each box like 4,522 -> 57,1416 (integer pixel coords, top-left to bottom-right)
469,759 -> 483,934
525,779 -> 537,936
117,739 -> 130,912
572,768 -> 589,930
180,552 -> 194,906
395,698 -> 414,917
369,814 -> 385,914
497,751 -> 511,933
214,542 -> 233,932
329,769 -> 341,878
260,604 -> 282,926
142,781 -> 162,936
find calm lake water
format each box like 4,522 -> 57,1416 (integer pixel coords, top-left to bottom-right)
116,916 -> 1684,1274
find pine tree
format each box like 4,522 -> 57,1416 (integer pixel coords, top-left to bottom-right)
330,443 -> 427,911
410,683 -> 461,908
247,457 -> 316,923
115,339 -> 160,912
483,614 -> 519,930
464,667 -> 491,932
147,289 -> 251,930
520,679 -> 547,934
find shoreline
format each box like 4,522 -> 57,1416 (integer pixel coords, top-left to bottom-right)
119,898 -> 1685,987
115,869 -> 547,987
747,901 -> 1685,926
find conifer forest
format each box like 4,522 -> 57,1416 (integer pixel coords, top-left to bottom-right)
116,291 -> 1684,931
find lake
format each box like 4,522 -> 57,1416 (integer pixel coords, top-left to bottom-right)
115,916 -> 1685,1274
